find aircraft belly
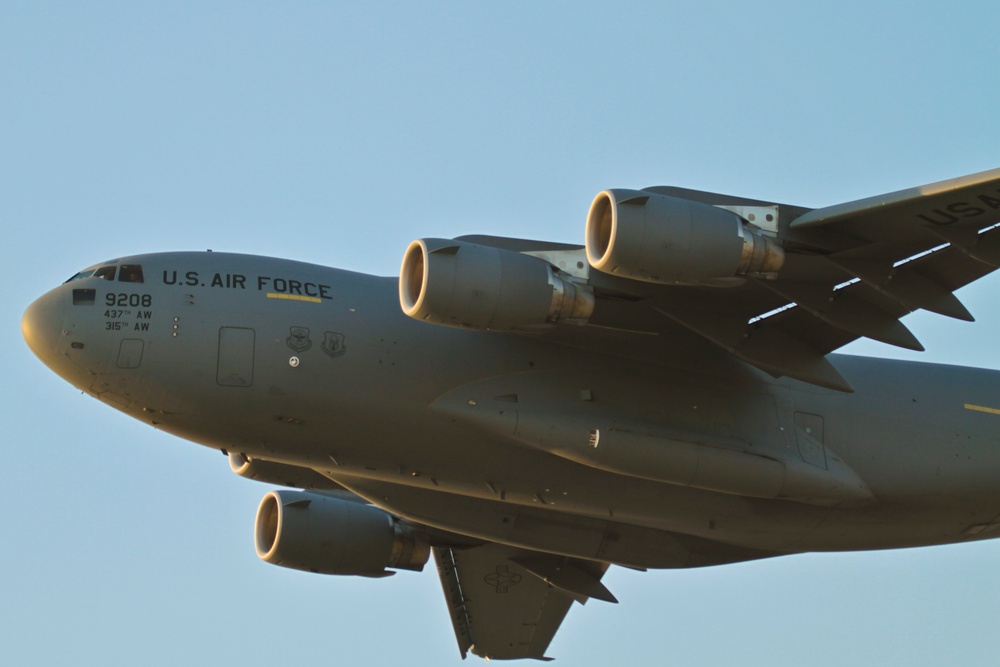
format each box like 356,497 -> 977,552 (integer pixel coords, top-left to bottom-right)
330,474 -> 785,568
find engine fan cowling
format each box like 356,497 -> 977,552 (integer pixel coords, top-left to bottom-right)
585,189 -> 784,285
399,238 -> 593,330
254,490 -> 429,577
229,453 -> 344,491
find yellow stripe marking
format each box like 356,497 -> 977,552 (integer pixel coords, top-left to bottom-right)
266,293 -> 323,304
964,403 -> 1000,416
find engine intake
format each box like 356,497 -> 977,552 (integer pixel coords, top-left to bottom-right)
400,238 -> 593,330
254,490 -> 429,577
586,189 -> 784,285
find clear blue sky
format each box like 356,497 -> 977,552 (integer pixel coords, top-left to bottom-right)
3,2 -> 1000,665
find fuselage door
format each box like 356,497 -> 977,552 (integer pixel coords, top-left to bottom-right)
117,338 -> 144,369
218,327 -> 255,387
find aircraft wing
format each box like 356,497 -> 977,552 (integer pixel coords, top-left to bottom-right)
434,544 -> 613,661
636,168 -> 1000,391
456,168 -> 1000,393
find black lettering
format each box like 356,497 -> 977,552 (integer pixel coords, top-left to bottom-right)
163,270 -> 178,285
233,274 -> 246,289
918,209 -> 959,225
946,201 -> 985,218
211,273 -> 224,287
303,282 -> 318,297
185,271 -> 200,286
258,276 -> 270,290
320,284 -> 332,300
978,194 -> 1000,210
288,280 -> 303,295
273,278 -> 287,292
134,322 -> 149,331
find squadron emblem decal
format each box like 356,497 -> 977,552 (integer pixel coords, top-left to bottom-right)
286,326 -> 312,353
321,331 -> 346,358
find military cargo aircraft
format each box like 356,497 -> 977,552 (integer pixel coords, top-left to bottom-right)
22,168 -> 1000,660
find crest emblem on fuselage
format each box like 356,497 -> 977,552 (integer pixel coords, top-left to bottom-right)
286,326 -> 312,352
321,331 -> 346,358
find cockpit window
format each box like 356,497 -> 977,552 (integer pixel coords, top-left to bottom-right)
65,270 -> 95,283
93,266 -> 117,281
118,265 -> 144,283
63,264 -> 120,284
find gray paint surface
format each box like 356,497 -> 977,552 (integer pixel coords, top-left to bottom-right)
8,4 -> 1000,664
22,177 -> 1000,656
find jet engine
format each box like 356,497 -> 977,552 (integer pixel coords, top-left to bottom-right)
585,189 -> 784,285
254,490 -> 429,577
399,238 -> 593,330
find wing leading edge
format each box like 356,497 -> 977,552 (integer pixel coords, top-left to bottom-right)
545,168 -> 1000,391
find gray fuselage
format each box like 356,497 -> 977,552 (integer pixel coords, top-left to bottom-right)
22,251 -> 1000,568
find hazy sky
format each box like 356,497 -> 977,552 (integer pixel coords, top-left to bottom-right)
4,2 -> 1000,665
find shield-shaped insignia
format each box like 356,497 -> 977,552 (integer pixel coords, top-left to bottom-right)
321,331 -> 346,358
286,326 -> 312,352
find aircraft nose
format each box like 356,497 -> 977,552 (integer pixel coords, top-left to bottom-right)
22,290 -> 66,365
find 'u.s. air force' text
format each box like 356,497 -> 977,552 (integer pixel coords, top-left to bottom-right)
162,271 -> 333,300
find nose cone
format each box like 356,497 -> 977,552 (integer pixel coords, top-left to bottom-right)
22,290 -> 66,367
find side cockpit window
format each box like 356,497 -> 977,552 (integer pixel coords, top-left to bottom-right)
65,270 -> 95,282
64,265 -> 116,283
63,262 -> 134,284
118,265 -> 144,283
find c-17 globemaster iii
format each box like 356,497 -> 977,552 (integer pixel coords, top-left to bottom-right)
22,168 -> 1000,660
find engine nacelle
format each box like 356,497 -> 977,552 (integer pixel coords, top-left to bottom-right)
229,453 -> 345,491
399,238 -> 593,330
585,189 -> 784,285
254,490 -> 429,577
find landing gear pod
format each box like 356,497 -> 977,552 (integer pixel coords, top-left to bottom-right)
254,490 -> 429,577
586,189 -> 784,286
400,238 -> 593,330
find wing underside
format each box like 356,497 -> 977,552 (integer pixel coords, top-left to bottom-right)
434,543 -> 612,661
